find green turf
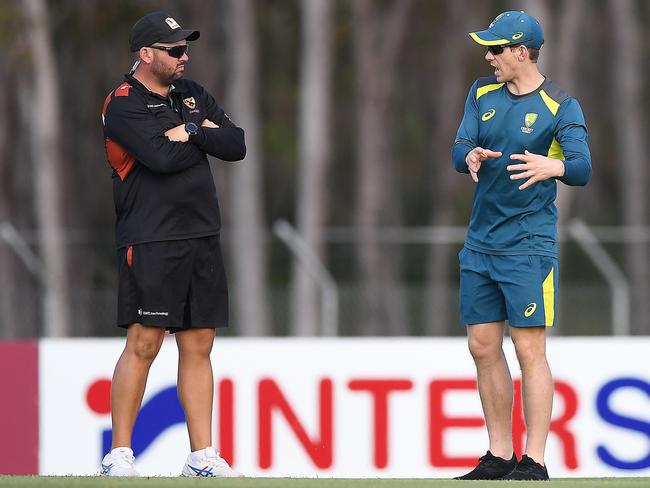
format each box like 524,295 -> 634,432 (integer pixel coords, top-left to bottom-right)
1,477 -> 649,488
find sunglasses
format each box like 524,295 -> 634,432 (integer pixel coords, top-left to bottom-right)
149,44 -> 189,59
487,43 -> 522,56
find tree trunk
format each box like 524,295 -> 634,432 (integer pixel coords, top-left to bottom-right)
23,0 -> 71,337
520,2 -> 568,222
225,0 -> 270,336
290,0 -> 333,336
553,0 -> 584,231
522,0 -> 552,73
0,62 -> 18,338
424,0 -> 468,336
184,1 -> 230,227
609,0 -> 649,334
525,0 -> 586,335
352,0 -> 413,336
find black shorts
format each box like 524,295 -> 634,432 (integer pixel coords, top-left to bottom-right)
117,235 -> 229,332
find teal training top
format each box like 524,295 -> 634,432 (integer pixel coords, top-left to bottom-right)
452,76 -> 591,257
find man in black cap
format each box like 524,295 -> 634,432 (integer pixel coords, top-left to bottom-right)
99,12 -> 245,477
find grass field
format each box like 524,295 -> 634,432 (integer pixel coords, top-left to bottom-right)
1,478 -> 649,488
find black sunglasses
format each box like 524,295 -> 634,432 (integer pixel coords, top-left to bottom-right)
149,44 -> 189,59
487,43 -> 522,56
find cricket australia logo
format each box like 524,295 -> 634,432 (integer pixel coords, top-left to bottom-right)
521,112 -> 538,134
183,97 -> 196,109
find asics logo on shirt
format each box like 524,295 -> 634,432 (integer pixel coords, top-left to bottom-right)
524,303 -> 537,317
481,109 -> 496,121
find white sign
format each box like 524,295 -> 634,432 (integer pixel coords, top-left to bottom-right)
39,338 -> 650,478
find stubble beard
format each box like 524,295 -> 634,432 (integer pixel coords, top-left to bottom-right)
151,56 -> 184,86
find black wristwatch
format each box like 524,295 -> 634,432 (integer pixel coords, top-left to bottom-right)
184,122 -> 199,135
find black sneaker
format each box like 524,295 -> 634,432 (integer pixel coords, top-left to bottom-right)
501,454 -> 549,480
453,450 -> 517,480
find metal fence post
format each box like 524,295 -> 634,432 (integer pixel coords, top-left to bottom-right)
273,220 -> 338,336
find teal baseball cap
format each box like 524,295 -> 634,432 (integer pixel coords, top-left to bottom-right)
469,11 -> 544,49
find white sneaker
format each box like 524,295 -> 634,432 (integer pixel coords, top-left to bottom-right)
181,446 -> 243,477
99,447 -> 139,476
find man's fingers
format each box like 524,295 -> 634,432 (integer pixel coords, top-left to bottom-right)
510,153 -> 529,161
471,147 -> 500,161
202,119 -> 219,128
510,171 -> 533,181
506,164 -> 527,172
518,176 -> 539,190
519,180 -> 534,190
470,170 -> 479,183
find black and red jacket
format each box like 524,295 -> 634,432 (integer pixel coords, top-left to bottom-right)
101,74 -> 245,249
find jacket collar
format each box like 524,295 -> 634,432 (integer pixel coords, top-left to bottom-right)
124,73 -> 189,97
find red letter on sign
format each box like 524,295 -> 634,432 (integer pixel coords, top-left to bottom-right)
258,378 -> 333,469
217,379 -> 234,466
512,379 -> 525,458
429,379 -> 484,467
348,379 -> 413,468
513,379 -> 578,469
551,380 -> 578,469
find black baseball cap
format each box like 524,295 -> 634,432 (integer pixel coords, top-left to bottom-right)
129,12 -> 200,52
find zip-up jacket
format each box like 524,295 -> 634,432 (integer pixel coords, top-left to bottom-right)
101,74 -> 245,249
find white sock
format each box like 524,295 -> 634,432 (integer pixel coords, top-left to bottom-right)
111,447 -> 132,454
190,446 -> 217,461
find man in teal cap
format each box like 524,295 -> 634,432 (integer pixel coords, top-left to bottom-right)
451,11 -> 591,481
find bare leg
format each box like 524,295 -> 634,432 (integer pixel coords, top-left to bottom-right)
467,321 -> 514,459
176,328 -> 216,451
510,326 -> 552,465
111,324 -> 165,448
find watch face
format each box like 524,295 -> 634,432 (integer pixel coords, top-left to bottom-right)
185,122 -> 198,135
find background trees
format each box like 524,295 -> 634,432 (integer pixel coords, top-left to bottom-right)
0,0 -> 648,337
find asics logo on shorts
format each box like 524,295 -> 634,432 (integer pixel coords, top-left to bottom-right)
524,303 -> 537,317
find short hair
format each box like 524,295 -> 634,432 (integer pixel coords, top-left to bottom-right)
528,48 -> 540,63
509,44 -> 540,63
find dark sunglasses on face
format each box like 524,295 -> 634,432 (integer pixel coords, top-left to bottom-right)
487,43 -> 522,56
149,44 -> 189,58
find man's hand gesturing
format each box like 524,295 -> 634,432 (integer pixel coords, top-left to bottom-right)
465,147 -> 502,182
508,150 -> 565,190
